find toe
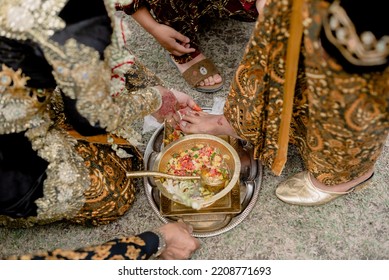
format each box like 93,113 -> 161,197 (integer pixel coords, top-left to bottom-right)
214,74 -> 222,84
209,76 -> 216,85
203,77 -> 211,86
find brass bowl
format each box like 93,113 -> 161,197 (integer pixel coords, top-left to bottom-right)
153,134 -> 241,209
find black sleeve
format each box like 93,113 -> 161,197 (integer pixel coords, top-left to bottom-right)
7,231 -> 160,260
0,133 -> 47,218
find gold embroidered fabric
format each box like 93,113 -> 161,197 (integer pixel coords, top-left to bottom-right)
0,0 -> 164,227
1,0 -> 162,145
323,0 -> 389,66
225,0 -> 389,185
69,140 -> 143,226
0,83 -> 90,227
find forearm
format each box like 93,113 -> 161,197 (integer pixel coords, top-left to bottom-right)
131,7 -> 160,36
256,0 -> 266,13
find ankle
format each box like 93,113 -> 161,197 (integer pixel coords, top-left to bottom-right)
309,169 -> 374,193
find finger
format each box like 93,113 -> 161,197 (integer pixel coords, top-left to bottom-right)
176,219 -> 192,229
181,111 -> 204,123
174,32 -> 191,44
182,99 -> 202,111
179,120 -> 204,135
171,112 -> 181,124
190,239 -> 201,251
194,238 -> 201,249
170,49 -> 194,56
192,104 -> 202,112
176,110 -> 183,121
171,45 -> 196,56
176,220 -> 194,233
179,120 -> 190,131
187,224 -> 194,234
164,250 -> 188,260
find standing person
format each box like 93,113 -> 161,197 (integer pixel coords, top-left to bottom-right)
116,0 -> 259,93
0,0 -> 200,259
177,0 -> 389,206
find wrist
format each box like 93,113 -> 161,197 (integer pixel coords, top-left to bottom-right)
150,229 -> 166,258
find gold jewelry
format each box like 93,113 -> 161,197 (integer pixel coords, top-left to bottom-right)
323,0 -> 389,66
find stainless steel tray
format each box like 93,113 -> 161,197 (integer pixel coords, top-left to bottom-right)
143,124 -> 263,238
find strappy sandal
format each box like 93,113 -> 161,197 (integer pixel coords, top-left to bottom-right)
168,55 -> 223,93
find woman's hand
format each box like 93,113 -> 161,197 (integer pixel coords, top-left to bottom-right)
131,7 -> 195,56
170,89 -> 201,111
151,86 -> 201,123
151,24 -> 196,56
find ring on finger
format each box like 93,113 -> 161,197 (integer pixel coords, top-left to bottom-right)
177,111 -> 183,120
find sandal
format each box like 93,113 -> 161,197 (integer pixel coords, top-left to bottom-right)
168,54 -> 223,93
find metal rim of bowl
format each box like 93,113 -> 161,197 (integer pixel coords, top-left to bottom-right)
143,124 -> 263,238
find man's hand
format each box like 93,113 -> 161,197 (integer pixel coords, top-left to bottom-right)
157,221 -> 200,260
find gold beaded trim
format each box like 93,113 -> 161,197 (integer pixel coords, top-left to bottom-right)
323,0 -> 389,66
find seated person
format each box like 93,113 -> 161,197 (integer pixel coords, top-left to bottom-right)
0,0 -> 200,259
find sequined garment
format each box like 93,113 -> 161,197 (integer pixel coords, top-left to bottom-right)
6,231 -> 160,260
117,0 -> 258,63
0,0 -> 163,227
224,0 -> 389,185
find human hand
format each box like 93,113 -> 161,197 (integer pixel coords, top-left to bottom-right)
170,89 -> 202,112
152,86 -> 201,123
131,7 -> 195,56
157,221 -> 200,260
151,24 -> 196,56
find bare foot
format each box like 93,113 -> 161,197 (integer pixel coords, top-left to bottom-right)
172,53 -> 222,87
179,110 -> 238,138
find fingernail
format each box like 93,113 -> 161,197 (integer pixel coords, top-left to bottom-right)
193,104 -> 202,111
